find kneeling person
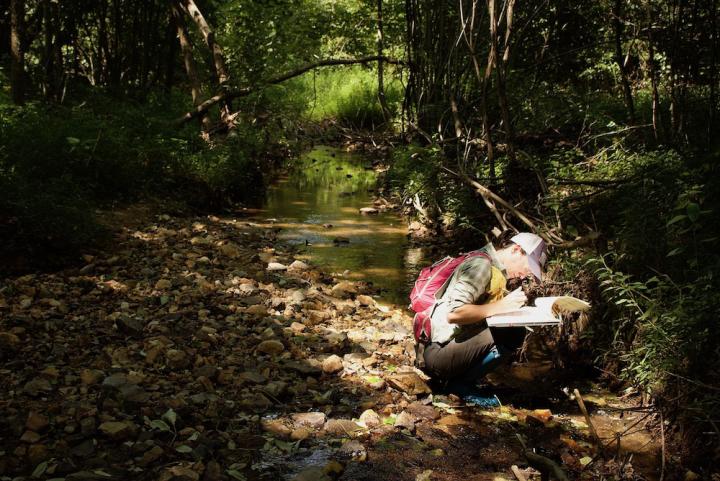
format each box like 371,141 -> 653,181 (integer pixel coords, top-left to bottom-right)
422,233 -> 547,401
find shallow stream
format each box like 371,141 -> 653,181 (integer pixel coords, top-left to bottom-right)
259,145 -> 426,306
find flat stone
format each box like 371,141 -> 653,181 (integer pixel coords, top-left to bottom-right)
239,371 -> 267,384
291,412 -> 327,430
387,373 -> 431,395
293,467 -> 331,481
324,419 -> 362,436
23,377 -> 53,396
99,421 -> 138,441
159,465 -> 200,481
289,322 -> 307,333
20,430 -> 42,443
407,402 -> 440,421
356,295 -> 375,307
331,281 -> 357,299
261,419 -> 292,438
338,440 -> 367,461
267,262 -> 288,271
80,369 -> 104,385
288,260 -> 310,272
257,339 -> 284,355
138,445 -> 164,467
359,207 -> 379,215
283,360 -> 322,376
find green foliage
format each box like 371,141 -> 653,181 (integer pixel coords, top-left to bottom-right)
296,66 -> 403,129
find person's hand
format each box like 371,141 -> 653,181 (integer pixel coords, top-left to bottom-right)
493,288 -> 527,315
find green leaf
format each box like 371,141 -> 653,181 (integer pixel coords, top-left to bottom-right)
667,247 -> 684,257
162,408 -> 177,427
176,445 -> 193,453
666,215 -> 686,227
686,202 -> 701,222
149,419 -> 171,432
32,461 -> 48,478
226,469 -> 247,481
66,137 -> 81,145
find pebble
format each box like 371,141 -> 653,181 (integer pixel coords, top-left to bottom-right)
26,412 -> 49,432
291,412 -> 327,429
257,339 -> 285,355
98,421 -> 138,440
394,411 -> 416,432
322,355 -> 344,374
358,409 -> 381,428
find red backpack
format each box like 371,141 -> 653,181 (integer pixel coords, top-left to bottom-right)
410,251 -> 490,343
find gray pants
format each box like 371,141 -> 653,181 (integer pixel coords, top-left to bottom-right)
422,327 -> 526,383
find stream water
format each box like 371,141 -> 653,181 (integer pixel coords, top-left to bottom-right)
259,145 -> 426,306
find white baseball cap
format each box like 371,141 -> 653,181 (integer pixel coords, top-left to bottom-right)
510,232 -> 547,280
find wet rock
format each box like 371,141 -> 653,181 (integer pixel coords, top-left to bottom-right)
358,409 -> 381,428
291,412 -> 326,430
284,360 -> 322,377
238,371 -> 267,384
289,322 -> 307,333
322,355 -> 344,374
324,419 -> 362,436
26,412 -> 49,432
293,467 -> 331,481
359,207 -> 379,215
338,440 -> 367,461
394,411 -> 416,432
115,315 -> 145,336
219,242 -> 242,258
257,339 -> 284,355
99,421 -> 138,441
71,439 -> 95,457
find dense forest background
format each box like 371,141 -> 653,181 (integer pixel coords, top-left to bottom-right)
2,0 -> 719,474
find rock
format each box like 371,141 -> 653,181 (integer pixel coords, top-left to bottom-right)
262,419 -> 292,438
115,315 -> 145,336
0,331 -> 20,351
265,381 -> 287,398
26,412 -> 49,432
322,355 -> 344,374
20,430 -> 42,443
257,339 -> 284,355
387,373 -> 431,395
407,402 -> 440,421
356,295 -> 375,307
239,371 -> 267,384
359,207 -> 379,215
331,281 -> 357,298
291,412 -> 327,430
159,465 -> 200,481
155,279 -> 172,290
358,409 -> 381,428
102,372 -> 128,389
193,365 -> 218,380
138,445 -> 164,466
288,260 -> 310,272
394,411 -> 416,432
219,242 -> 242,258
27,444 -> 49,465
527,409 -> 553,425
23,377 -> 53,396
284,360 -> 322,377
98,420 -> 138,441
289,322 -> 307,333
80,417 -> 96,436
166,349 -> 190,369
324,419 -> 362,436
290,427 -> 311,441
293,467 -> 331,481
324,460 -> 344,476
344,352 -> 370,363
338,440 -> 367,461
80,369 -> 104,385
267,262 -> 288,271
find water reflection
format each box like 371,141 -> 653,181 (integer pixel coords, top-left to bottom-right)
260,146 -> 427,306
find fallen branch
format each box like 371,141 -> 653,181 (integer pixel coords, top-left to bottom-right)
516,434 -> 570,481
573,388 -> 603,450
176,55 -> 404,125
511,465 -> 529,481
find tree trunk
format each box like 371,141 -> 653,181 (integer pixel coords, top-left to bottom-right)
646,8 -> 660,142
180,0 -> 232,122
613,0 -> 636,124
709,0 -> 717,145
10,0 -> 25,105
483,0 -> 498,183
171,3 -> 211,131
494,0 -> 516,164
377,0 -> 392,123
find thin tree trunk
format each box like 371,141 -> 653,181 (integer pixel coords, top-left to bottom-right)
180,0 -> 232,122
613,0 -> 636,124
10,0 -> 25,105
483,0 -> 498,183
646,8 -> 660,142
709,0 -> 717,145
377,0 -> 392,123
494,0 -> 516,164
171,3 -> 211,131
